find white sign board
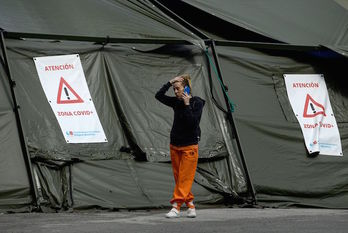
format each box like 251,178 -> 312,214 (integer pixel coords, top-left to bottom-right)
34,54 -> 107,143
284,74 -> 342,156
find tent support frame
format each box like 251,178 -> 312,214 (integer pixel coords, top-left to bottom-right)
4,31 -> 321,51
0,29 -> 40,209
3,31 -> 193,45
207,39 -> 257,204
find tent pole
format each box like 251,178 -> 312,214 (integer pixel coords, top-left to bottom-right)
5,31 -> 193,45
0,29 -> 40,209
207,39 -> 257,205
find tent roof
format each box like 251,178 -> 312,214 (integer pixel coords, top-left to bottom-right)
182,0 -> 348,46
0,0 -> 199,40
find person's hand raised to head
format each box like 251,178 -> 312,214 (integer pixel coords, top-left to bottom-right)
170,76 -> 184,85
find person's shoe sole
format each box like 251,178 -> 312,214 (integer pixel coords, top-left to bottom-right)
165,215 -> 180,218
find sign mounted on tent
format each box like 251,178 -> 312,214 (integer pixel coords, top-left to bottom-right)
34,54 -> 107,143
284,74 -> 342,156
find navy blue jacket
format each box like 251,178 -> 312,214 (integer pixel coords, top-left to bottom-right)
155,82 -> 205,146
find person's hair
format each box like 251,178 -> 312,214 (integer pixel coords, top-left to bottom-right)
180,74 -> 192,89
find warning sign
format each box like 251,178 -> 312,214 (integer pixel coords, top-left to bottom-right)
284,74 -> 342,156
303,94 -> 325,118
57,77 -> 84,104
34,54 -> 107,143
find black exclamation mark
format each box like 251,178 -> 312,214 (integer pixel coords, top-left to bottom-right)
310,103 -> 316,113
64,87 -> 70,100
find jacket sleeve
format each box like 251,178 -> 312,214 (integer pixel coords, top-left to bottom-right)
183,98 -> 205,128
155,82 -> 176,107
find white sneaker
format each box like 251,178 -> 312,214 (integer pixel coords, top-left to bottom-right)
187,208 -> 196,218
165,208 -> 180,218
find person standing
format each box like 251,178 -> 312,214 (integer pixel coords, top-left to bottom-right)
155,74 -> 205,218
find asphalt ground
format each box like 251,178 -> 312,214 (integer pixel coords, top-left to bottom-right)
1,208 -> 348,233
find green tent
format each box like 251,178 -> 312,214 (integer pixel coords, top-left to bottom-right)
216,45 -> 348,208
0,0 -> 250,212
161,0 -> 348,46
0,0 -> 347,212
158,0 -> 348,207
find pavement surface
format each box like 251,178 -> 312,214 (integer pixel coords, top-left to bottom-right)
1,208 -> 348,233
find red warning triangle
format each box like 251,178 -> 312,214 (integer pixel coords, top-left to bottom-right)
303,94 -> 326,118
57,77 -> 84,104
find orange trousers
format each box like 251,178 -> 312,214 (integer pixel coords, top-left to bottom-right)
169,144 -> 199,209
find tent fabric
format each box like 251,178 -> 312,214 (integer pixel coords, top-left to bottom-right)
6,41 -> 128,162
0,0 -> 199,41
1,38 -> 249,210
33,162 -> 72,211
72,160 -> 224,209
6,39 -> 231,163
216,45 -> 348,208
182,0 -> 348,46
0,58 -> 32,211
325,45 -> 348,58
32,151 -> 240,210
